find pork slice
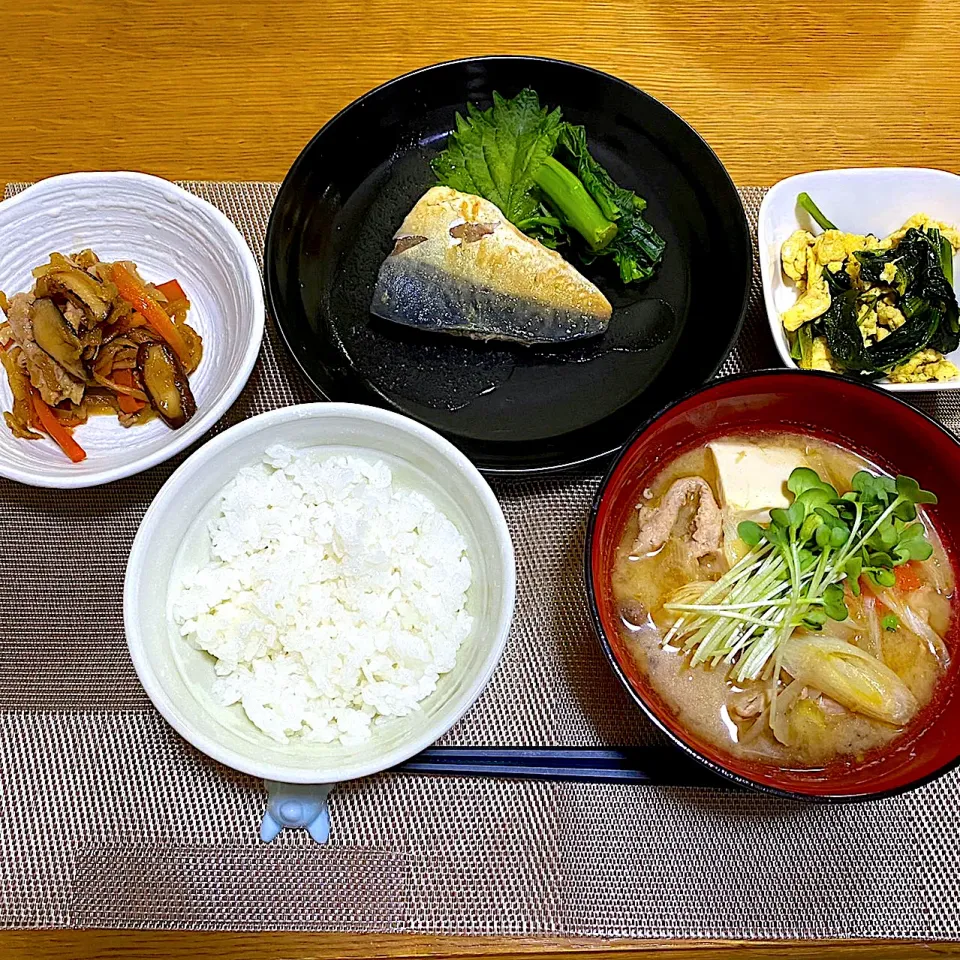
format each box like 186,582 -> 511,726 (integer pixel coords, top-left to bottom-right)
5,292 -> 85,406
4,293 -> 35,342
730,688 -> 767,720
633,477 -> 722,560
63,300 -> 85,332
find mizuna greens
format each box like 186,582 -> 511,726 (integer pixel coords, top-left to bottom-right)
431,89 -> 666,285
662,466 -> 937,683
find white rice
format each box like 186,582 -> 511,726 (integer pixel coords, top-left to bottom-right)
172,444 -> 473,744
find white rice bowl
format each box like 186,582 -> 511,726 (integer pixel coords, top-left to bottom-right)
172,445 -> 474,745
125,403 -> 514,784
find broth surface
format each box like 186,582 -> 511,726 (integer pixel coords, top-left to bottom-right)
611,432 -> 953,769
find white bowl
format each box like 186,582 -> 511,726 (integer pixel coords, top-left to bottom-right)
758,167 -> 960,392
0,172 -> 264,487
124,403 -> 516,785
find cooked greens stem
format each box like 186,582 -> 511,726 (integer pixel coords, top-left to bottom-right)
797,192 -> 837,231
533,157 -> 618,252
515,214 -> 563,231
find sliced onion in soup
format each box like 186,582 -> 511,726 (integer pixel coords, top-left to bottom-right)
875,589 -> 949,666
781,634 -> 918,726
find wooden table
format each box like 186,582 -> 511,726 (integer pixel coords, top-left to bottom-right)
4,1 -> 959,957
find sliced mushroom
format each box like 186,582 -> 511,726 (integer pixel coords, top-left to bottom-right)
48,268 -> 111,323
31,298 -> 86,380
137,342 -> 197,429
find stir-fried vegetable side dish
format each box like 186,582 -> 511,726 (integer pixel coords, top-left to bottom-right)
432,89 -> 666,284
781,194 -> 960,383
0,251 -> 202,462
613,434 -> 954,767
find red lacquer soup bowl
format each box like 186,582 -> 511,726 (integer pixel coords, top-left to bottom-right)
586,370 -> 960,801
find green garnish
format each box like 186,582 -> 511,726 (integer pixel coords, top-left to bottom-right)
882,614 -> 900,631
430,90 -> 563,227
431,89 -> 666,284
797,192 -> 837,231
663,466 -> 936,681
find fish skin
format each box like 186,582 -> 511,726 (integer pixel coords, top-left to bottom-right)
371,256 -> 609,344
370,187 -> 612,346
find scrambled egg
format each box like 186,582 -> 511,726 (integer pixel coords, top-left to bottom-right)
782,247 -> 830,331
779,229 -> 889,331
877,300 -> 906,331
808,336 -> 836,371
812,229 -> 885,266
886,213 -> 960,251
888,349 -> 960,384
857,299 -> 906,345
781,229 -> 813,281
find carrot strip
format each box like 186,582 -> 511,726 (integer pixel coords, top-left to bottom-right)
112,369 -> 146,414
894,562 -> 924,593
155,279 -> 186,302
30,389 -> 86,463
111,264 -> 189,362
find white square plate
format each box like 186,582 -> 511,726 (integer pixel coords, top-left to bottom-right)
758,167 -> 960,392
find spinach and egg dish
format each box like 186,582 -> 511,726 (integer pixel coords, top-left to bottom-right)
781,194 -> 960,383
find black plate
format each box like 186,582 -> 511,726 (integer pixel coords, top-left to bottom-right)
265,57 -> 752,473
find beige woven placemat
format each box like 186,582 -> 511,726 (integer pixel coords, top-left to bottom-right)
1,181 -> 958,937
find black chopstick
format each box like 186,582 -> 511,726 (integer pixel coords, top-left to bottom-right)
396,746 -> 731,787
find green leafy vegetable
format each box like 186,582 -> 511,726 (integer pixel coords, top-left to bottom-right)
797,192 -> 837,231
662,466 -> 937,681
431,89 -> 666,284
866,302 -> 942,371
554,123 -> 667,283
854,228 -> 960,364
935,228 -> 955,287
430,90 -> 563,226
822,284 -> 869,373
787,329 -> 802,361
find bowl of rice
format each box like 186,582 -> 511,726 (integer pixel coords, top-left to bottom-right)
124,403 -> 515,795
